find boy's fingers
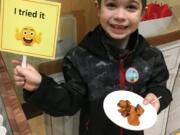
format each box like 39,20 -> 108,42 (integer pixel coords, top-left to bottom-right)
13,66 -> 25,79
15,81 -> 25,87
143,93 -> 156,105
12,60 -> 36,73
14,75 -> 25,82
143,98 -> 149,105
16,66 -> 28,76
12,59 -> 21,66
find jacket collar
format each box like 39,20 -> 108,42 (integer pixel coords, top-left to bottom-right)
79,25 -> 149,61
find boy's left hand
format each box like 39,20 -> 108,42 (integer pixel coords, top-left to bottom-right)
143,93 -> 160,112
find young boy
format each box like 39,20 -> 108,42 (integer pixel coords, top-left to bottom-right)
13,0 -> 172,135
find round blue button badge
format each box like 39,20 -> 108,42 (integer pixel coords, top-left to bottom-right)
125,67 -> 139,83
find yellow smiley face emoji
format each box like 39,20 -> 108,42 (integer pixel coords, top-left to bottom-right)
15,26 -> 42,46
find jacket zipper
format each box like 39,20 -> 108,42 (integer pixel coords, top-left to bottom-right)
119,59 -> 125,90
119,59 -> 125,135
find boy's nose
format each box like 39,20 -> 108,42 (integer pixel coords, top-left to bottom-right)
113,8 -> 127,21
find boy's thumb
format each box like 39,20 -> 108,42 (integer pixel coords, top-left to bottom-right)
143,99 -> 149,105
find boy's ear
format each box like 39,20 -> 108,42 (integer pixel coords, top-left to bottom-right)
94,0 -> 100,17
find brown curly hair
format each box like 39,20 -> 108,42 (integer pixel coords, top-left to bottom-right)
96,0 -> 147,9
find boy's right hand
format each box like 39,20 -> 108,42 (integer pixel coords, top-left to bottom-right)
12,59 -> 42,92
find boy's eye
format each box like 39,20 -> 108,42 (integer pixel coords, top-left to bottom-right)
126,4 -> 138,12
106,2 -> 117,9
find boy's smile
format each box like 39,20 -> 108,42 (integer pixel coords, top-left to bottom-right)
97,0 -> 143,40
110,23 -> 129,34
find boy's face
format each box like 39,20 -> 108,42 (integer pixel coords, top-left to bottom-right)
96,0 -> 144,40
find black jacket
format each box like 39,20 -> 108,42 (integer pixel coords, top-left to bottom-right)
24,25 -> 172,135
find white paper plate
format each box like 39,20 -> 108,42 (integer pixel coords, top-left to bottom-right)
103,90 -> 157,131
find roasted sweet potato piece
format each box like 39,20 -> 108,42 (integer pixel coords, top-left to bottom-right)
127,113 -> 140,126
136,104 -> 144,116
117,100 -> 131,108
